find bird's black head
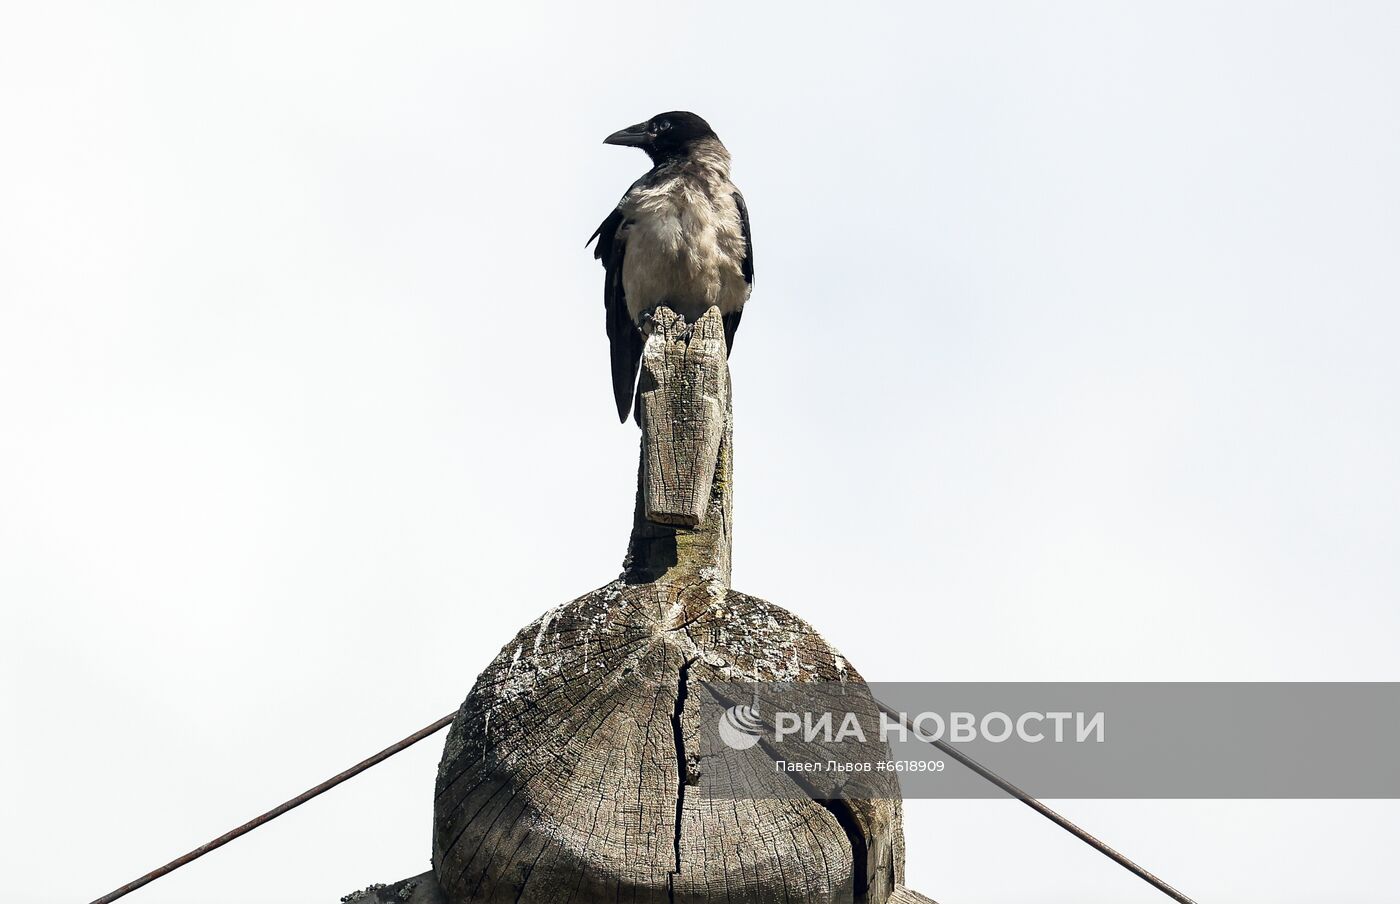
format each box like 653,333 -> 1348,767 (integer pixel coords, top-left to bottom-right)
603,111 -> 720,164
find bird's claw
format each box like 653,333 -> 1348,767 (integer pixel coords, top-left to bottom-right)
640,307 -> 695,342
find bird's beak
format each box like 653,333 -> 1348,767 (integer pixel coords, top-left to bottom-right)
604,121 -> 652,147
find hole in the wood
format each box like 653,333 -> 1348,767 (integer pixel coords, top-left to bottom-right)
814,795 -> 869,903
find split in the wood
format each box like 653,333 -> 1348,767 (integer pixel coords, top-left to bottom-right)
668,656 -> 698,904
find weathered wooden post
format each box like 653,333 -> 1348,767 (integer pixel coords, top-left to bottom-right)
345,307 -> 931,904
638,306 -> 728,529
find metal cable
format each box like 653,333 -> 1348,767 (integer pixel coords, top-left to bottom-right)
878,703 -> 1197,904
87,713 -> 456,904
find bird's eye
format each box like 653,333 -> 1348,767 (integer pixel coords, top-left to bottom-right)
656,120 -> 671,132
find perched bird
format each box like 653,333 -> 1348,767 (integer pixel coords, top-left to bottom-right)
588,111 -> 754,422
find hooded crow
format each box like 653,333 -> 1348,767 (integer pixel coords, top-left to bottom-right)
588,111 -> 754,422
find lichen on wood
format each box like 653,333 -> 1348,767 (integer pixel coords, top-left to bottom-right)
431,581 -> 905,903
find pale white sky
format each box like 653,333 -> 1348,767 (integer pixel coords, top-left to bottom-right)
2,2 -> 1398,902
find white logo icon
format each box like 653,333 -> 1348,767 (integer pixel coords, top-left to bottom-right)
717,703 -> 763,750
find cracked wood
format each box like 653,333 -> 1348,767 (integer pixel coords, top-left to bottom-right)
428,306 -> 907,903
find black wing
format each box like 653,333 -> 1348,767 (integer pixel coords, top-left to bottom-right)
588,207 -> 643,422
724,190 -> 755,354
734,190 -> 754,285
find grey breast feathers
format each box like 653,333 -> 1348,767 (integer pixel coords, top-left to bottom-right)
590,150 -> 754,423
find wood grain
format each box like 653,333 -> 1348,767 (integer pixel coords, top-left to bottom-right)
424,307 -> 909,903
639,307 -> 728,528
